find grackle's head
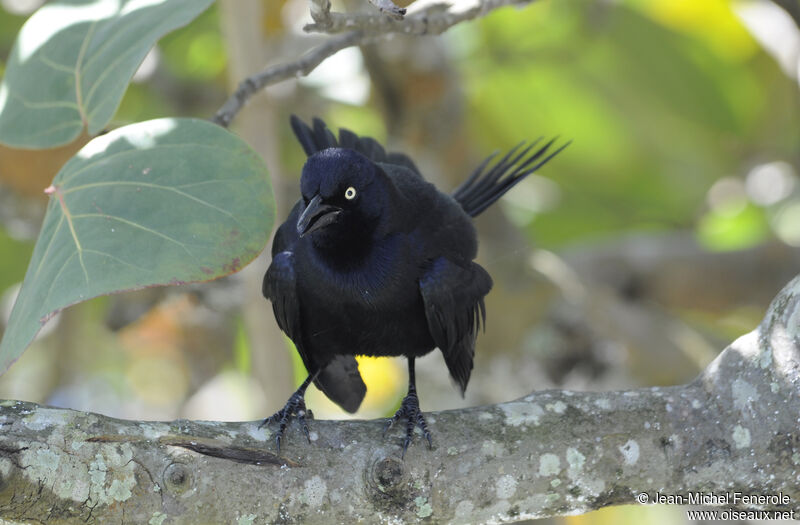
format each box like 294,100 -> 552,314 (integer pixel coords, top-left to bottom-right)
297,148 -> 395,245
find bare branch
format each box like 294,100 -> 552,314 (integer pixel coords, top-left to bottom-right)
211,31 -> 365,127
304,0 -> 535,35
212,0 -> 536,128
308,0 -> 405,31
1,274 -> 799,523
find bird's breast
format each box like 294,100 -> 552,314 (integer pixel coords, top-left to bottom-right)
296,234 -> 421,309
293,234 -> 435,357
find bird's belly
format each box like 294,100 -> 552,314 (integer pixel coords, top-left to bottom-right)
294,236 -> 436,361
300,288 -> 435,360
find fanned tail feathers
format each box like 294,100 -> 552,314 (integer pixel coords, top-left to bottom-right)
452,138 -> 571,218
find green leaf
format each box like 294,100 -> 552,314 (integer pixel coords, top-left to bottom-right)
0,118 -> 274,374
0,0 -> 214,148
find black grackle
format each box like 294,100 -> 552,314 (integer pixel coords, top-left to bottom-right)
262,116 -> 569,457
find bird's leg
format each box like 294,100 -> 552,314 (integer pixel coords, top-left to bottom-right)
260,372 -> 317,452
384,357 -> 432,458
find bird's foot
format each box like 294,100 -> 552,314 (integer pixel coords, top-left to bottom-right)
383,390 -> 432,458
259,390 -> 313,453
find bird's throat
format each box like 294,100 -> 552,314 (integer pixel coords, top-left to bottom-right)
309,227 -> 375,271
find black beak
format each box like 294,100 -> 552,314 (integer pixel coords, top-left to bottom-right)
297,194 -> 341,237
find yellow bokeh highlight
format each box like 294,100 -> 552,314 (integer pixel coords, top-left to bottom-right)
630,0 -> 758,61
306,355 -> 406,419
357,355 -> 406,410
563,503 -> 685,525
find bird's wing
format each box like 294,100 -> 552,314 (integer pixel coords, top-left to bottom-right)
290,115 -> 421,175
263,251 -> 302,345
419,257 -> 493,394
264,250 -> 367,413
270,201 -> 302,257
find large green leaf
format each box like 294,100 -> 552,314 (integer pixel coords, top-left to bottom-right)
0,0 -> 214,149
0,118 -> 274,373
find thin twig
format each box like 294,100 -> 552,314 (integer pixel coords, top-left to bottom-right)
211,31 -> 364,128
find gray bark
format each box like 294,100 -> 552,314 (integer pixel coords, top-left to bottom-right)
1,274 -> 799,523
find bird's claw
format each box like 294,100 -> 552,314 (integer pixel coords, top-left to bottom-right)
385,391 -> 432,458
260,391 -> 312,453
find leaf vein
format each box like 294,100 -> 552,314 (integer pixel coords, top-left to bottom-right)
83,249 -> 152,273
2,86 -> 81,110
175,179 -> 248,190
56,190 -> 89,283
37,53 -> 75,74
34,215 -> 65,279
83,27 -> 157,112
74,20 -> 98,126
41,251 -> 78,309
64,181 -> 241,224
71,213 -> 196,258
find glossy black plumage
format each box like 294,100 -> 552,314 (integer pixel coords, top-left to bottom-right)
263,116 -> 568,454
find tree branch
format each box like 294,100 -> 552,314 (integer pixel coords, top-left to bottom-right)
211,0 -> 536,127
308,0 -> 334,30
309,0 -> 406,29
211,31 -> 365,127
304,0 -> 533,34
1,273 -> 799,523
367,0 -> 408,20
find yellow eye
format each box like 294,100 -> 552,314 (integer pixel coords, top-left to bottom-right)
344,187 -> 357,200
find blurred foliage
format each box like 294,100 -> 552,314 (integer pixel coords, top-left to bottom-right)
0,134 -> 88,197
454,0 -> 799,249
0,9 -> 25,50
0,230 -> 32,294
697,201 -> 770,250
159,3 -> 227,81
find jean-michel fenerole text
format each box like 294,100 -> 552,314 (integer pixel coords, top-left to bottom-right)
651,491 -> 791,506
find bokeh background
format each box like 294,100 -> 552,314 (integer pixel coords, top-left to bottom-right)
0,0 -> 798,523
